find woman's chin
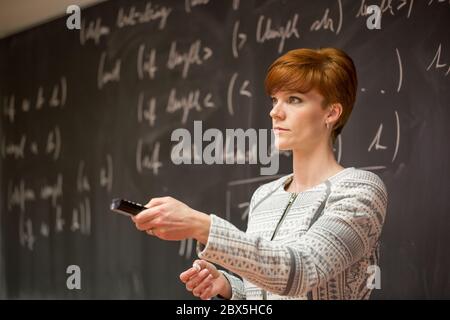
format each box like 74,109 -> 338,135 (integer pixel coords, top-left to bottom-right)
274,141 -> 292,151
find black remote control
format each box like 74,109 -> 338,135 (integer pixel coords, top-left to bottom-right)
110,198 -> 147,217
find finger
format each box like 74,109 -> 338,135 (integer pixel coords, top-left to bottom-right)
192,274 -> 214,296
180,267 -> 199,283
186,269 -> 210,291
145,197 -> 166,208
193,259 -> 204,270
183,271 -> 203,290
200,285 -> 214,300
192,262 -> 201,272
134,206 -> 161,224
185,273 -> 200,291
135,218 -> 161,231
185,272 -> 204,291
182,263 -> 201,283
196,260 -> 220,279
130,200 -> 150,223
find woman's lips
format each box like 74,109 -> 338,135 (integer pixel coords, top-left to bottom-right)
273,127 -> 290,133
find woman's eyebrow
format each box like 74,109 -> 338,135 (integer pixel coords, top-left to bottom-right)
285,90 -> 306,94
287,91 -> 307,97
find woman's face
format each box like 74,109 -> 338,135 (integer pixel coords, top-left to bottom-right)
269,89 -> 330,151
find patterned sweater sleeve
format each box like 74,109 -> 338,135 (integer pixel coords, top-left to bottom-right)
196,188 -> 263,300
196,173 -> 387,297
219,271 -> 246,300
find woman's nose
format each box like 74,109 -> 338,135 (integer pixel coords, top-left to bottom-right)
270,102 -> 285,120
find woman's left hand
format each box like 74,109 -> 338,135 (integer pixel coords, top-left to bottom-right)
131,196 -> 210,242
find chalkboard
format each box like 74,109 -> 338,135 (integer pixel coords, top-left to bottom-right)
1,0 -> 449,299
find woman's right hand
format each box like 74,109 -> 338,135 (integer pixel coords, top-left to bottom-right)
179,259 -> 232,300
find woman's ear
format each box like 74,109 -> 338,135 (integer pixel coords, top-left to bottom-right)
327,103 -> 343,126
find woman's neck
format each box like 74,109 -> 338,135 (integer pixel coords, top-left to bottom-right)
288,142 -> 344,193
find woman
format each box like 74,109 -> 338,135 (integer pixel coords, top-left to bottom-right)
132,48 -> 388,300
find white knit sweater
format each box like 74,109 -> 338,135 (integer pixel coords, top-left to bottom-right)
197,167 -> 388,300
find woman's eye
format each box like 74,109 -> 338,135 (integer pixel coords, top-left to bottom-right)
270,97 -> 277,106
288,96 -> 302,104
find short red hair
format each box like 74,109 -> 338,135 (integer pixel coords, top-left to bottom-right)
264,48 -> 358,143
